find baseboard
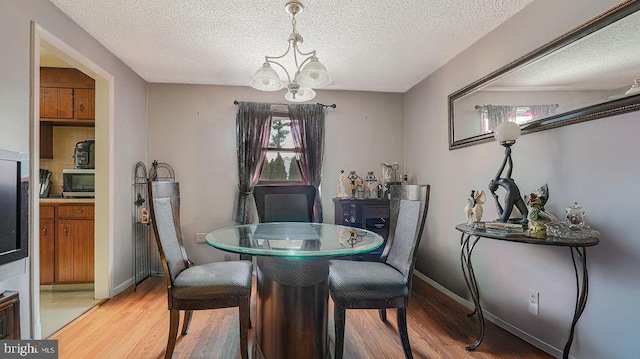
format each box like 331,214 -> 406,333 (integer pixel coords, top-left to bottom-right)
113,277 -> 135,296
40,283 -> 94,292
413,271 -> 568,359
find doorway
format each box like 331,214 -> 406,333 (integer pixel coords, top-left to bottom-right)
31,23 -> 114,339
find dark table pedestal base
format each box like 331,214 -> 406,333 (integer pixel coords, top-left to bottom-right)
255,256 -> 330,359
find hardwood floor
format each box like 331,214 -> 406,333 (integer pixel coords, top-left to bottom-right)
51,275 -> 552,359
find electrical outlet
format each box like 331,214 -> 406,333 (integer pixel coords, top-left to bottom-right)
528,289 -> 539,315
195,233 -> 207,243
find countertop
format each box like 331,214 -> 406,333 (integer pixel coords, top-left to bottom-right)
40,197 -> 95,204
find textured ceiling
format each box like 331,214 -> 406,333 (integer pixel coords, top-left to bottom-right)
49,0 -> 536,93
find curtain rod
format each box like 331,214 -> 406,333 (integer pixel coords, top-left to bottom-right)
475,104 -> 559,109
233,100 -> 336,108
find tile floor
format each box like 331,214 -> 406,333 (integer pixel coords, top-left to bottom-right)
40,287 -> 102,338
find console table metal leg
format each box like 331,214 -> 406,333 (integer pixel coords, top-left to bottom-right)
460,233 -> 484,350
563,247 -> 589,359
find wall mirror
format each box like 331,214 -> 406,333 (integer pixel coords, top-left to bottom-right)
448,1 -> 640,150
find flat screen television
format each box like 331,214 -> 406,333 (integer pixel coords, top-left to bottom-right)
0,150 -> 28,266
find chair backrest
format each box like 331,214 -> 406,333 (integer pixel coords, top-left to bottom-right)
148,181 -> 189,283
253,185 -> 316,223
384,185 -> 430,283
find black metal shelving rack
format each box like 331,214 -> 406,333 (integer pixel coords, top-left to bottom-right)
133,161 -> 151,288
133,160 -> 175,289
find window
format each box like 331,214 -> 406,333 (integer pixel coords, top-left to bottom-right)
258,115 -> 303,183
479,104 -> 557,133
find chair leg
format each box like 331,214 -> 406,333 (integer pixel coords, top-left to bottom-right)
397,307 -> 413,359
239,296 -> 250,359
181,310 -> 193,335
334,304 -> 346,359
165,309 -> 180,359
378,308 -> 387,322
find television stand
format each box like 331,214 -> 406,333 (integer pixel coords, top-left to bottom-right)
0,291 -> 20,339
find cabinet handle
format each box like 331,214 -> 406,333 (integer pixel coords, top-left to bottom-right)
74,210 -> 84,213
78,103 -> 84,113
42,227 -> 47,236
64,227 -> 68,236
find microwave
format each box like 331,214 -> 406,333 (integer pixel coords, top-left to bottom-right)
62,169 -> 95,198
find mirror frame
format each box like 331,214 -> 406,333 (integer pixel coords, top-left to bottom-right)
448,1 -> 640,150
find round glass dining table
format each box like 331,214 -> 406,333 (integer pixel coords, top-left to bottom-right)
206,222 -> 383,359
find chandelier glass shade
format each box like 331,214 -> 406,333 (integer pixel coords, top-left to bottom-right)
250,0 -> 330,102
249,63 -> 284,91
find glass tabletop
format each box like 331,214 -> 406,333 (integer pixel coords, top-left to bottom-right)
206,222 -> 384,257
455,223 -> 599,247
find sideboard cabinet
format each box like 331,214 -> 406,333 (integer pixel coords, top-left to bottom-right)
333,198 -> 390,261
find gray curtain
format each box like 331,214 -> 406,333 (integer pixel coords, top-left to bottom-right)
529,104 -> 557,118
486,105 -> 518,129
234,102 -> 273,224
483,104 -> 557,130
289,104 -> 326,223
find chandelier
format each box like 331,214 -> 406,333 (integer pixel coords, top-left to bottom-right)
249,0 -> 331,102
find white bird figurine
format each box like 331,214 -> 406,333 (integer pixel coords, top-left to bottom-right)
465,190 -> 486,227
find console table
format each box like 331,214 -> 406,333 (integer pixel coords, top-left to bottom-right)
455,224 -> 599,359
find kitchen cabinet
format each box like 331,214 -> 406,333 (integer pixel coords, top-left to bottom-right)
39,67 -> 95,159
39,87 -> 95,122
39,202 -> 94,284
333,198 -> 390,261
40,67 -> 95,124
56,218 -> 94,282
56,204 -> 95,283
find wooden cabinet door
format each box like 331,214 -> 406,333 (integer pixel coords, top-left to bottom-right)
72,219 -> 94,282
40,87 -> 74,119
55,219 -> 94,283
40,88 -> 58,118
57,88 -> 74,119
55,220 -> 74,283
73,88 -> 94,120
40,219 -> 55,284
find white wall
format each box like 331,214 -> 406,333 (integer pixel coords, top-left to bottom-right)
0,0 -> 147,337
147,84 -> 404,264
405,0 -> 638,358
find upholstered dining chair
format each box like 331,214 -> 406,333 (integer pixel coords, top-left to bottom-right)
328,184 -> 430,359
148,181 -> 253,359
253,184 -> 316,223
